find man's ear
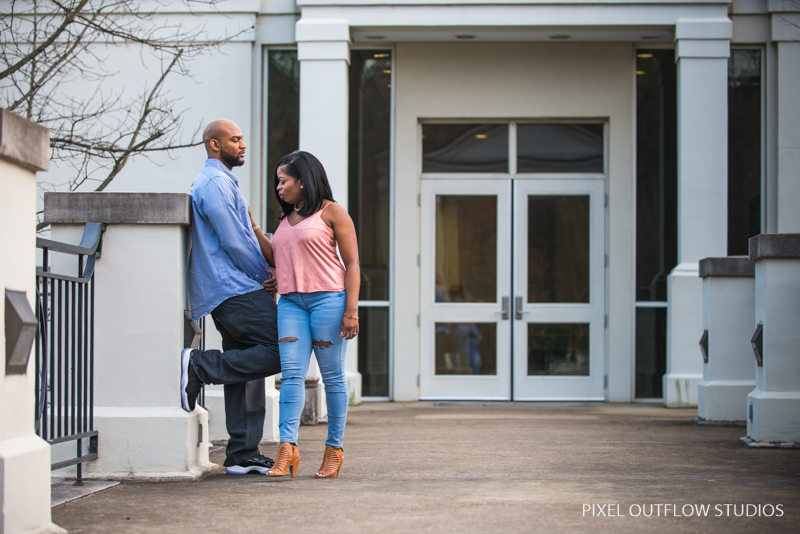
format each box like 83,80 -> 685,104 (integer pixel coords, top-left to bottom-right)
209,139 -> 220,152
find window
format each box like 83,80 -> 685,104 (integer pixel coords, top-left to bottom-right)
728,49 -> 762,255
349,50 -> 393,398
635,50 -> 678,399
422,122 -> 605,175
423,124 -> 509,173
517,124 -> 603,173
265,49 -> 300,234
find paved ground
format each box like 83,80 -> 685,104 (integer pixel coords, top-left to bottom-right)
52,402 -> 800,533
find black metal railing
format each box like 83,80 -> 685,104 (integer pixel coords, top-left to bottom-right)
35,223 -> 105,485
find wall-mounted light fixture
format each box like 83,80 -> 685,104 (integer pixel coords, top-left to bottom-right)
699,330 -> 709,364
751,322 -> 763,367
5,290 -> 37,375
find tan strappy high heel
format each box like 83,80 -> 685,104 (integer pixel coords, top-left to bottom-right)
315,446 -> 343,478
266,442 -> 300,477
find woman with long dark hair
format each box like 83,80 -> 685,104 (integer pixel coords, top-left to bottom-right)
261,151 -> 359,478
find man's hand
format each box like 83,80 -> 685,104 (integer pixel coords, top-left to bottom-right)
262,269 -> 278,296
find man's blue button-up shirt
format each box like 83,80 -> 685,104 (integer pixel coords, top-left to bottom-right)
188,159 -> 271,320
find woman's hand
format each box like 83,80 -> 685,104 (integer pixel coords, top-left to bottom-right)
341,314 -> 359,340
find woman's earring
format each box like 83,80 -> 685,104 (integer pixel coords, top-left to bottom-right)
300,185 -> 303,189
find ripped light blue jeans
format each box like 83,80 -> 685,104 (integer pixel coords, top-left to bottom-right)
277,291 -> 349,448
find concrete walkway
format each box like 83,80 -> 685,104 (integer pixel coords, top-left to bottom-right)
52,402 -> 799,533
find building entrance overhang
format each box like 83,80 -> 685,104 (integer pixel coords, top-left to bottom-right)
298,0 -> 731,43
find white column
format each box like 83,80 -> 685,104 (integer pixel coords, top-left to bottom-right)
296,18 -> 361,405
0,112 -> 65,533
745,234 -> 800,445
697,257 -> 755,421
771,7 -> 800,232
46,193 -> 214,479
664,18 -> 731,407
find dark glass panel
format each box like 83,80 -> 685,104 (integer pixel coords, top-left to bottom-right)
728,49 -> 762,256
635,50 -> 678,302
266,50 -> 300,233
635,307 -> 667,398
435,322 -> 496,375
517,124 -> 604,173
349,50 -> 392,301
527,324 -> 589,376
422,124 -> 509,173
435,195 -> 497,303
357,306 -> 390,397
528,195 -> 590,303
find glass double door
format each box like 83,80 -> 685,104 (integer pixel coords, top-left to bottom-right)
420,178 -> 606,400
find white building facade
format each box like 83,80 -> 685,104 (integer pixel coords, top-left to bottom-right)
37,0 -> 800,406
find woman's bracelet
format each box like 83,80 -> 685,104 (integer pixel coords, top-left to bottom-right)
344,312 -> 359,321
252,224 -> 261,232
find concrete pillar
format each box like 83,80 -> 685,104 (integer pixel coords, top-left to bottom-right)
697,257 -> 756,422
664,19 -> 731,407
771,5 -> 800,232
0,110 -> 65,532
44,193 -> 214,478
296,17 -> 361,406
744,234 -> 800,446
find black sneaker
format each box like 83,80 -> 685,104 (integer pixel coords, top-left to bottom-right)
225,454 -> 275,475
180,348 -> 203,412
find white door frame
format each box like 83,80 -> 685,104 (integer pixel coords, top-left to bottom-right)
512,179 -> 606,401
419,179 -> 512,400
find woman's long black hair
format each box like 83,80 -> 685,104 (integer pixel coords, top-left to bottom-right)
274,151 -> 334,219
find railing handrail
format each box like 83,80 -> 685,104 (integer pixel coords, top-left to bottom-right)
36,223 -> 105,283
36,222 -> 105,257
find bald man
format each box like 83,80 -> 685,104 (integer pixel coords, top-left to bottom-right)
181,119 -> 282,475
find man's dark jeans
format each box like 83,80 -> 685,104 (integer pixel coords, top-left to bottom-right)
191,289 -> 281,466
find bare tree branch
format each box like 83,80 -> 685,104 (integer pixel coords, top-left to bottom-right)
0,0 -> 91,81
0,0 -> 253,231
94,49 -> 183,192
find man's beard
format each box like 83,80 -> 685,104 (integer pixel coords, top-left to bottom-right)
220,147 -> 244,168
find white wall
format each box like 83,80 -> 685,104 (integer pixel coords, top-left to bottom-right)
36,41 -> 255,196
393,42 -> 635,401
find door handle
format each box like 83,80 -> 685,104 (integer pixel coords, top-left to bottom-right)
515,296 -> 529,320
494,296 -> 509,320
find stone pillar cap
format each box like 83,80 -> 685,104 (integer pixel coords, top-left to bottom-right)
699,256 -> 755,278
44,192 -> 191,225
0,108 -> 50,172
749,234 -> 800,261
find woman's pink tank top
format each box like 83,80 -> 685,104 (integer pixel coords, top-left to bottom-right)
272,204 -> 346,294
